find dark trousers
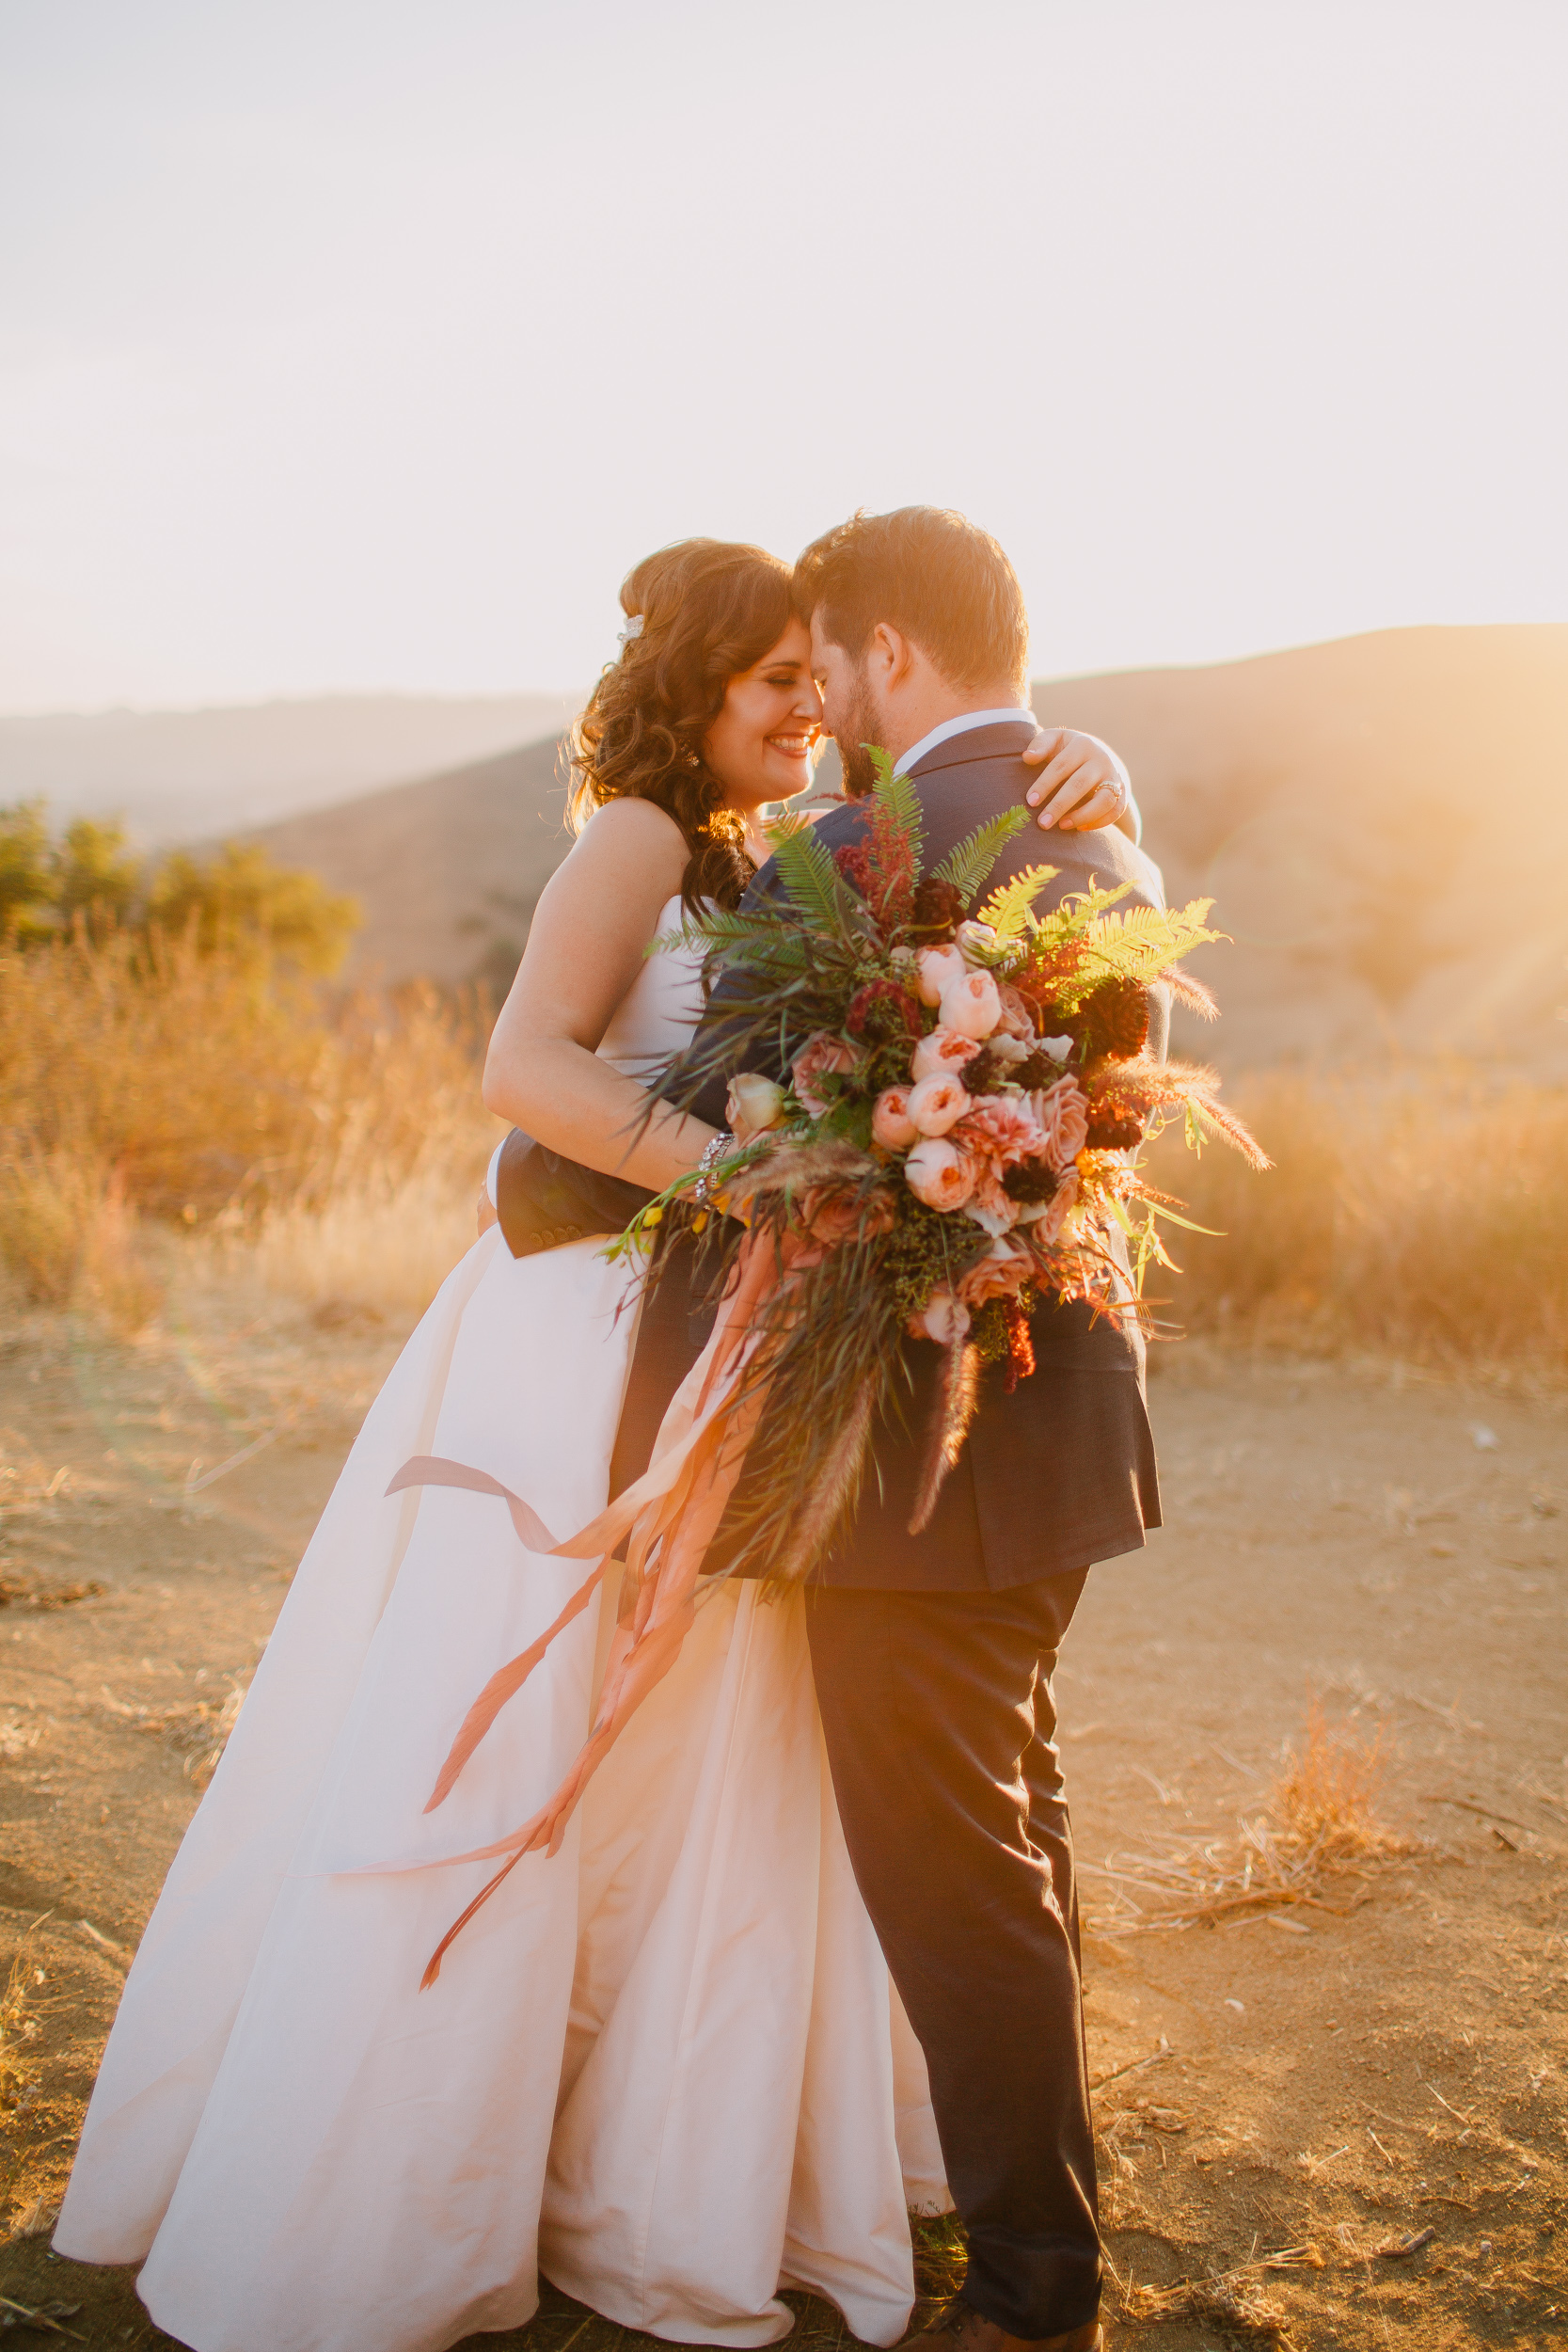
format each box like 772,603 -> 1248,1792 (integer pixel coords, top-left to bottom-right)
805,1572 -> 1100,2341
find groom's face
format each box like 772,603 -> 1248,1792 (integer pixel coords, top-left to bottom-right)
809,610 -> 886,798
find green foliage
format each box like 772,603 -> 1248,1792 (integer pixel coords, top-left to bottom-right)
147,845 -> 359,975
866,749 -> 925,866
976,862 -> 1060,943
931,806 -> 1029,905
54,817 -> 144,926
0,803 -> 360,977
0,803 -> 55,942
1072,899 -> 1223,990
765,814 -> 859,938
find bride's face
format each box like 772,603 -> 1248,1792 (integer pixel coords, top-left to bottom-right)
703,618 -> 821,815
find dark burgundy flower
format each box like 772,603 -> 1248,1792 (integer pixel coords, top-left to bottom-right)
847,979 -> 922,1042
910,876 -> 967,935
1077,977 -> 1150,1061
833,840 -> 876,897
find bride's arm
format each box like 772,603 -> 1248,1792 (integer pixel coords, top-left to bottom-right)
482,800 -> 720,1189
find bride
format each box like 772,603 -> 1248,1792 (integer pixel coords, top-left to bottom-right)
55,538 -> 1139,2352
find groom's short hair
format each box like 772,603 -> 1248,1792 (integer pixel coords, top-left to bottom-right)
793,507 -> 1029,693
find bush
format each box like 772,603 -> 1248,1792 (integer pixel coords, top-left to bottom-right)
1145,1066 -> 1568,1367
0,923 -> 497,1320
0,803 -> 358,974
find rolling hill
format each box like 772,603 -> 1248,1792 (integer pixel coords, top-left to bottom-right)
0,691 -> 582,844
247,625 -> 1568,1073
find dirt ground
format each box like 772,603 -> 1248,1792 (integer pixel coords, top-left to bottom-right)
0,1275 -> 1562,2351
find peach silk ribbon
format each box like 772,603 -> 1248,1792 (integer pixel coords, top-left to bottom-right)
377,1229 -> 792,1988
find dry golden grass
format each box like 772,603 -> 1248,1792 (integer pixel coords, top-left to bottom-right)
1084,1704 -> 1409,1938
1146,1065 -> 1568,1368
2,926 -> 499,1328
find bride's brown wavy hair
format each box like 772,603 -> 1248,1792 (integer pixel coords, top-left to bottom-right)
568,538 -> 797,914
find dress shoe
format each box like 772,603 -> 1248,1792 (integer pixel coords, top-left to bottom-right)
895,2296 -> 1102,2352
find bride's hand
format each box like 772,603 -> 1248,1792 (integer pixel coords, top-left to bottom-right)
1022,726 -> 1138,839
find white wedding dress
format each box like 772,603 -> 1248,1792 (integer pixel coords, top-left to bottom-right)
56,901 -> 947,2352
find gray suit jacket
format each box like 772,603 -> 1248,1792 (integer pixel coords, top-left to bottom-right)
608,718 -> 1164,1590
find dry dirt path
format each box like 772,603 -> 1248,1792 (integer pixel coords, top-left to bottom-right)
0,1295 -> 1561,2351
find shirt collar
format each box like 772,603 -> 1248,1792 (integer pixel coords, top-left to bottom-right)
893,706 -> 1034,777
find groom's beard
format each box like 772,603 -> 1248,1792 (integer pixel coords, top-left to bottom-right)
833,675 -> 888,798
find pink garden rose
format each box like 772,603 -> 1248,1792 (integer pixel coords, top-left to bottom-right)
790,1031 -> 863,1116
1027,1076 -> 1090,1172
906,1073 -> 973,1137
1029,1166 -> 1080,1245
953,1094 -> 1046,1169
938,968 -> 1002,1041
871,1085 -> 920,1151
956,1235 -> 1036,1308
995,983 -> 1037,1042
903,1136 -> 975,1212
911,1024 -> 981,1083
798,1183 -> 896,1249
915,944 -> 968,1007
911,1285 -> 972,1344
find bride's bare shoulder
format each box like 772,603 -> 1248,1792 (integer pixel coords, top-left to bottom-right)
571,795 -> 688,882
531,794 -> 688,941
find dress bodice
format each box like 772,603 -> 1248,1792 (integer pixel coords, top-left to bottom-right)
594,896 -> 707,1083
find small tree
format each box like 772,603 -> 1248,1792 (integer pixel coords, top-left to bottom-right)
147,843 -> 359,976
0,803 -> 359,977
0,802 -> 55,942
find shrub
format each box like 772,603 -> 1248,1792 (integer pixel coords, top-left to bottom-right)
1145,1065 -> 1568,1367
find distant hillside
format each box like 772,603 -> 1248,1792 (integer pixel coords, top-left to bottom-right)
0,691 -> 582,844
1030,625 -> 1568,1071
252,735 -> 572,993
248,626 -> 1568,1073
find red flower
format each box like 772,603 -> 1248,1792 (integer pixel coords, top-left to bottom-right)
847,979 -> 922,1041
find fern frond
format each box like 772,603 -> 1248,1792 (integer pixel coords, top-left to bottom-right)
1073,899 -> 1226,987
976,863 -> 1059,942
867,748 -> 925,866
766,816 -> 857,935
932,807 -> 1030,905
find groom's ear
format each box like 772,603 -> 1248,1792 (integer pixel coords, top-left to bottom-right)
868,621 -> 917,691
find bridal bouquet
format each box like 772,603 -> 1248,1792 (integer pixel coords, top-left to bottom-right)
386,758 -> 1269,1979
613,755 -> 1270,1582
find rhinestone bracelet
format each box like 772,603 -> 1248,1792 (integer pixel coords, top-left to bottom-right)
691,1130 -> 734,1209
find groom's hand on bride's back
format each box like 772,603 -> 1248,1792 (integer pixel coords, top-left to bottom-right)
1022,725 -> 1139,839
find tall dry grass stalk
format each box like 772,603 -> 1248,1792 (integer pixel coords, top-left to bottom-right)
6,926 -> 499,1327
1145,1065 -> 1568,1368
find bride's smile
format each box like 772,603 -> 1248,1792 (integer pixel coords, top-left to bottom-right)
703,615 -> 822,849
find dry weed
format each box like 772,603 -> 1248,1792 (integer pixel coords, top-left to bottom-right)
1,925 -> 499,1324
235,1165 -> 484,1319
1121,2258 -> 1300,2344
0,1942 -> 42,2112
1085,1705 -> 1410,1936
1145,1065 -> 1568,1367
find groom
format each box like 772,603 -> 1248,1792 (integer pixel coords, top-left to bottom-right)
623,511 -> 1163,2352
500,510 -> 1164,2352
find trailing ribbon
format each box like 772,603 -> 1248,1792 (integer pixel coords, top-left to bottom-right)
375,1227 -> 800,1985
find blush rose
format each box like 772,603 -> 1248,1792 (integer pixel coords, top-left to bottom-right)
938,969 -> 1002,1041
903,1137 -> 975,1212
790,1032 -> 863,1116
906,1073 -> 973,1137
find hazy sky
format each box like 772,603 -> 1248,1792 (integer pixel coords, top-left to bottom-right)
3,0 -> 1565,710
